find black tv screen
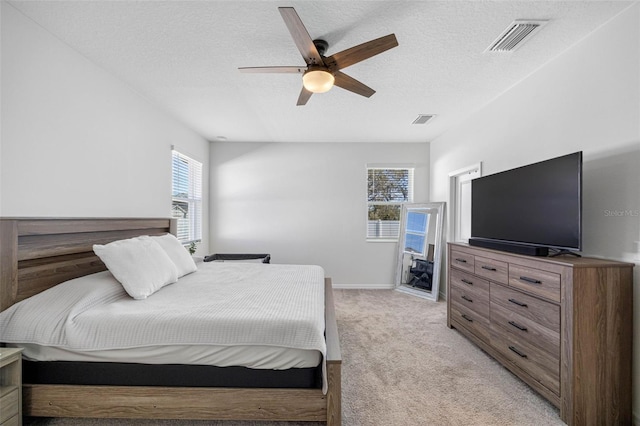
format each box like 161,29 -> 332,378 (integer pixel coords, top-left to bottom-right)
471,152 -> 582,253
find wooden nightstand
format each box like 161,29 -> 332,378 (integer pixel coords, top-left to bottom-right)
0,348 -> 23,426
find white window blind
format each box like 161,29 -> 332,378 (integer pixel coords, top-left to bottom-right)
367,168 -> 414,240
172,150 -> 202,243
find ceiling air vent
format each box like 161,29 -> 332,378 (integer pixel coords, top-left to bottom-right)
487,20 -> 548,52
412,114 -> 435,125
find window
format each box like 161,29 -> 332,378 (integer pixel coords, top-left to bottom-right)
367,167 -> 414,240
172,150 -> 202,243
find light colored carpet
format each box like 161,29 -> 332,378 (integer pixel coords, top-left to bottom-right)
25,289 -> 564,426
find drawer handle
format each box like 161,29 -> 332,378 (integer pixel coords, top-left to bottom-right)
508,298 -> 528,308
461,295 -> 473,303
455,258 -> 468,264
461,314 -> 473,322
481,265 -> 497,271
461,279 -> 473,285
508,321 -> 528,332
519,276 -> 542,285
508,346 -> 528,358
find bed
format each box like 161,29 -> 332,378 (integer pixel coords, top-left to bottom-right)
0,217 -> 341,424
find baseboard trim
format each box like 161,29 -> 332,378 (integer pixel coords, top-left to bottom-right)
331,283 -> 395,290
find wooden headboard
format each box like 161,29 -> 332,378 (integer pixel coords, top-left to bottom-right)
0,218 -> 175,311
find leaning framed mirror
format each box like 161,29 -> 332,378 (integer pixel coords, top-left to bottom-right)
394,202 -> 445,301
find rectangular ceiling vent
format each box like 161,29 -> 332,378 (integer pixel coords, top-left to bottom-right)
412,114 -> 436,125
487,20 -> 548,52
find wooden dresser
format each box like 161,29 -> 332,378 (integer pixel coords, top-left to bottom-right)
0,348 -> 23,426
446,242 -> 633,425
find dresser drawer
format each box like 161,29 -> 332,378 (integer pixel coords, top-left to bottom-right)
509,264 -> 561,302
475,256 -> 508,284
450,268 -> 490,297
450,250 -> 475,274
450,284 -> 489,320
0,387 -> 18,424
2,414 -> 19,426
490,283 -> 560,332
490,326 -> 560,395
490,302 -> 560,358
451,302 -> 490,343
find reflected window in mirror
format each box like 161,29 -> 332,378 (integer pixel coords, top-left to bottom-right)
404,211 -> 428,256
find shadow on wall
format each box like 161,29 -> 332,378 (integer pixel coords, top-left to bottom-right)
581,143 -> 640,263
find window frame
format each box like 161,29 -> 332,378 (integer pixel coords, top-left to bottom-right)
171,149 -> 203,244
366,166 -> 414,242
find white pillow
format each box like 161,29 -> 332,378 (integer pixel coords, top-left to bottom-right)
93,236 -> 178,300
151,233 -> 198,277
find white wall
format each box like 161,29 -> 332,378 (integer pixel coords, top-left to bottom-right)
0,3 -> 210,254
210,142 -> 430,286
430,3 -> 639,419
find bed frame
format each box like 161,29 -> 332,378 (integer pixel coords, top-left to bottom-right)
0,217 -> 341,425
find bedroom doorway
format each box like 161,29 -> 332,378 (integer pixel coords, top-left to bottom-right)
448,163 -> 481,243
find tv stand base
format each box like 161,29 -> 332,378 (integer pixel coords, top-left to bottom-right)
548,249 -> 581,258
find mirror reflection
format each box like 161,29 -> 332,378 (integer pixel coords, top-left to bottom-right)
395,202 -> 445,301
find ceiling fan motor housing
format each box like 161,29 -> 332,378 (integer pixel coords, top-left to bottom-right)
313,39 -> 329,57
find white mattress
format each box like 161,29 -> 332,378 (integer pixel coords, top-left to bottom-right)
0,261 -> 327,388
15,343 -> 321,369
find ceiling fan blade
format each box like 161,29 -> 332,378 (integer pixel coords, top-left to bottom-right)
325,34 -> 398,70
238,66 -> 306,74
333,71 -> 376,98
297,87 -> 313,106
278,7 -> 324,66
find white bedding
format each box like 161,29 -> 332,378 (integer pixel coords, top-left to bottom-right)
0,261 -> 327,389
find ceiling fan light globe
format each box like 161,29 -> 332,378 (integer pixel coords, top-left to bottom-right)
302,70 -> 334,93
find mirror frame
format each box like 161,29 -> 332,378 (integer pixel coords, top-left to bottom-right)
394,202 -> 446,301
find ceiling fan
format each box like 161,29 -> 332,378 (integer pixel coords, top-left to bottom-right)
239,7 -> 398,106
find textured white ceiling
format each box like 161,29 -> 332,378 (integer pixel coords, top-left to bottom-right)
7,0 -> 633,143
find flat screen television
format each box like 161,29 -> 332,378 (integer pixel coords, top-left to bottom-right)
470,151 -> 582,256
